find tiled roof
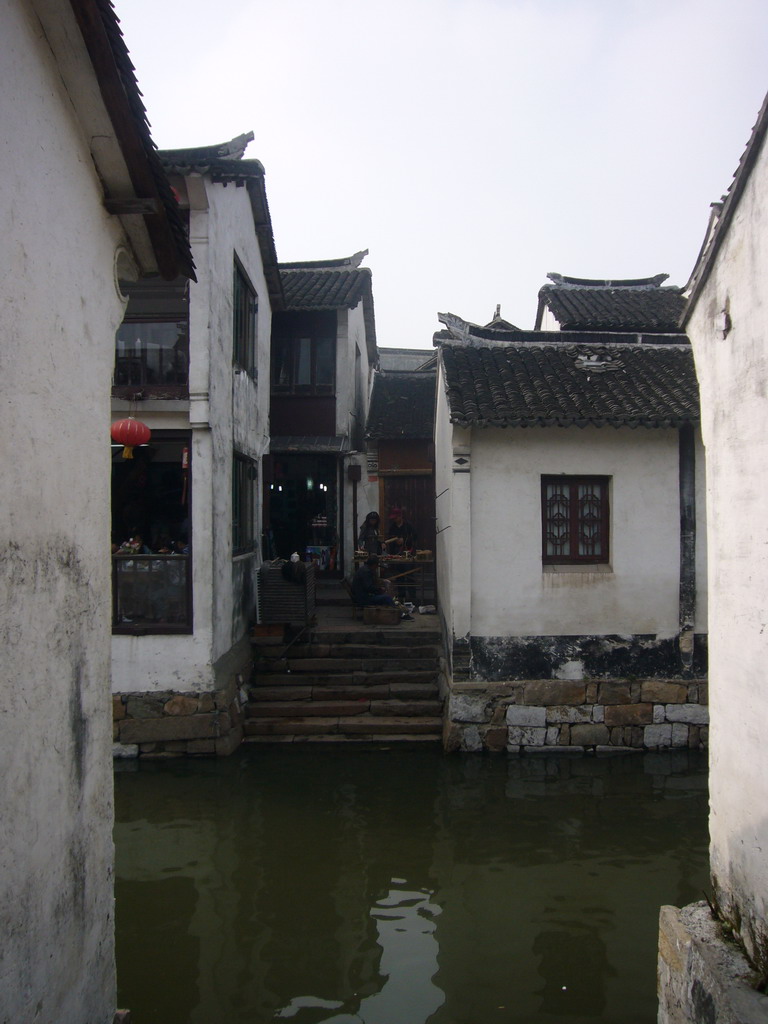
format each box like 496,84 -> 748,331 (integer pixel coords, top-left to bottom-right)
157,133 -> 256,169
159,134 -> 283,308
378,348 -> 436,372
280,264 -> 373,311
537,273 -> 686,332
683,91 -> 768,323
70,0 -> 194,280
366,372 -> 436,439
278,252 -> 377,359
441,340 -> 699,428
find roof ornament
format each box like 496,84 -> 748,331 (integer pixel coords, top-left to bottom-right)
437,312 -> 472,342
216,132 -> 255,160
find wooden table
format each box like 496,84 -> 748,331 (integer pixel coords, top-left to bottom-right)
354,555 -> 435,605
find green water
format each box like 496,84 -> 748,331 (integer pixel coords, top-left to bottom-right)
114,748 -> 708,1024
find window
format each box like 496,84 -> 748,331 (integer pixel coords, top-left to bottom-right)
271,311 -> 337,395
233,454 -> 258,554
111,432 -> 192,633
542,476 -> 609,564
233,259 -> 258,377
114,276 -> 189,397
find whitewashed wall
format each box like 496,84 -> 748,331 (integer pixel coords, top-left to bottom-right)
469,426 -> 707,637
434,365 -> 461,640
339,300 -> 374,572
434,359 -> 707,678
686,126 -> 768,964
0,2 -> 127,1018
112,176 -> 272,693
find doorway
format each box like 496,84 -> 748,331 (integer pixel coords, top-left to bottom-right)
264,454 -> 340,574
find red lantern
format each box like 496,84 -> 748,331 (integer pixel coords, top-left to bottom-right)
111,417 -> 151,459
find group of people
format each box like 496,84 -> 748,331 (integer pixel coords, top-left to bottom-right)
357,507 -> 416,557
112,531 -> 188,555
352,508 -> 418,616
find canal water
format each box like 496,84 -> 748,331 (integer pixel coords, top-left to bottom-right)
114,748 -> 708,1024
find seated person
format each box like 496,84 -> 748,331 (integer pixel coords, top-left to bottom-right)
385,508 -> 417,555
351,555 -> 395,607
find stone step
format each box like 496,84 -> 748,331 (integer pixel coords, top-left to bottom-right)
243,715 -> 443,737
314,595 -> 350,607
247,681 -> 439,702
245,699 -> 442,718
307,629 -> 441,645
255,643 -> 439,663
243,733 -> 441,745
251,670 -> 439,688
257,657 -> 439,674
249,700 -> 372,718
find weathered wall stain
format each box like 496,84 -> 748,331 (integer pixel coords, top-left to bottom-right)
469,634 -> 708,682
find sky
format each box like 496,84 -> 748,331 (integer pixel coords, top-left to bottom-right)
116,0 -> 768,348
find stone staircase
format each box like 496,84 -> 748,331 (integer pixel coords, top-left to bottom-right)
245,625 -> 444,744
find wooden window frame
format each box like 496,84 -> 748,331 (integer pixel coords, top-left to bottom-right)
233,257 -> 258,378
111,430 -> 193,634
541,475 -> 610,565
233,453 -> 257,555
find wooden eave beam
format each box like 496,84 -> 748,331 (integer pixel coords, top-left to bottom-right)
68,0 -> 185,279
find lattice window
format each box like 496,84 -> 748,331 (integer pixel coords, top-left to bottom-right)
542,476 -> 609,564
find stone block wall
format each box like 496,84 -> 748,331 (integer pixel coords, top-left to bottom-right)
658,902 -> 768,1023
113,676 -> 245,758
443,678 -> 708,753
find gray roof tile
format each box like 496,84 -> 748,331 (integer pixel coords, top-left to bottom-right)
442,340 -> 699,428
367,372 -> 436,439
538,274 -> 686,332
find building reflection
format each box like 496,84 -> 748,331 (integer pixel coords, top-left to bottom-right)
114,750 -> 707,1024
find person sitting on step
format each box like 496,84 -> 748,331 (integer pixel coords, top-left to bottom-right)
351,555 -> 395,607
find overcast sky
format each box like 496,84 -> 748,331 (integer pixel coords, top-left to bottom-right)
116,0 -> 768,348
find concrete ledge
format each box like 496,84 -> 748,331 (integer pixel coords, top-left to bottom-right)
658,902 -> 768,1023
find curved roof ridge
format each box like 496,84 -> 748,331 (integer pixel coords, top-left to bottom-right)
546,272 -> 670,288
279,250 -> 369,271
159,132 -> 254,165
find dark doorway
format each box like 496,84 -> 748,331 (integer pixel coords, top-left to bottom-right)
265,454 -> 340,574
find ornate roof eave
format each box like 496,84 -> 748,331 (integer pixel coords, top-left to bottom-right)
67,0 -> 194,281
682,90 -> 768,325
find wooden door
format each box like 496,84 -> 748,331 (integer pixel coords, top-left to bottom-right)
381,475 -> 435,554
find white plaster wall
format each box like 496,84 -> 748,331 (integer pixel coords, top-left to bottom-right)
537,306 -> 561,331
111,178 -> 272,692
336,302 -> 370,437
469,425 -> 705,637
0,2 -> 123,1018
434,366 -> 458,638
686,128 -> 768,956
202,179 -> 271,658
338,301 -> 374,572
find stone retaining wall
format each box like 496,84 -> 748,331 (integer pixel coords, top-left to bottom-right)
658,902 -> 768,1023
443,677 -> 708,753
112,675 -> 245,759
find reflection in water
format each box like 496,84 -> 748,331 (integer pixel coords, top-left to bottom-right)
114,749 -> 708,1024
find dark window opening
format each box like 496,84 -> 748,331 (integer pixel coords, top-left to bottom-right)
233,453 -> 258,555
233,260 -> 258,378
113,276 -> 189,399
271,312 -> 337,395
111,432 -> 191,633
542,475 -> 610,564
